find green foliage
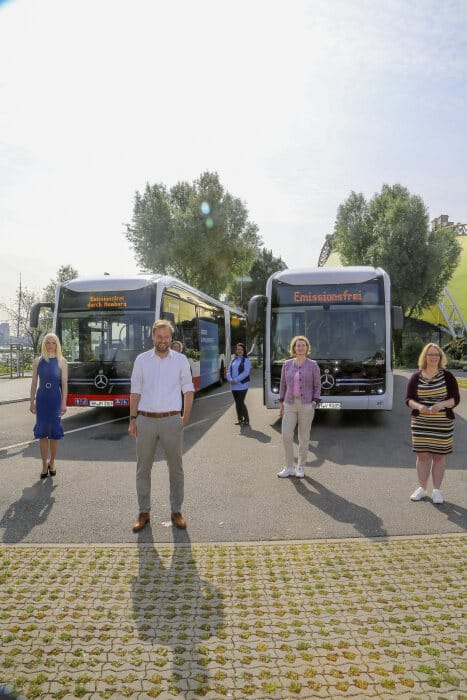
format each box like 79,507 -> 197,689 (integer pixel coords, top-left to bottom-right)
443,336 -> 467,360
126,171 -> 262,298
333,191 -> 373,265
39,265 -> 79,342
247,248 -> 287,302
244,248 -> 287,352
399,338 -> 424,367
333,184 -> 462,319
445,359 -> 466,369
43,265 -> 78,304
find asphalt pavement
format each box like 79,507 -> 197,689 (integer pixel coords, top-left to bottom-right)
0,375 -> 31,405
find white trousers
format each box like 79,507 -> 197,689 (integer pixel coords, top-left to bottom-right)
282,398 -> 315,470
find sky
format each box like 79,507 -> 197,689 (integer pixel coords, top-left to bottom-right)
1,0 -> 466,319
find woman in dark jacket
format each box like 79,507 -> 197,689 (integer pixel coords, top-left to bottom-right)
405,343 -> 460,504
227,343 -> 251,426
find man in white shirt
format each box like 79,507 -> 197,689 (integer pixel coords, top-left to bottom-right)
129,320 -> 194,532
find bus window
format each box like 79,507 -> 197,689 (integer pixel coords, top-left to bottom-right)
61,319 -> 80,362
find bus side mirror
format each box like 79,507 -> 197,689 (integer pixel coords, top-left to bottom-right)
30,302 -> 55,329
391,306 -> 403,330
247,295 -> 266,326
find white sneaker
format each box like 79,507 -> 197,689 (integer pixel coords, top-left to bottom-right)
277,467 -> 295,478
410,486 -> 427,501
295,467 -> 305,478
432,489 -> 444,504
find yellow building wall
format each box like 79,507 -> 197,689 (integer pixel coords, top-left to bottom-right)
418,236 -> 467,328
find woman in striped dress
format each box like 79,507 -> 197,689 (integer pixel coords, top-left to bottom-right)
405,343 -> 460,504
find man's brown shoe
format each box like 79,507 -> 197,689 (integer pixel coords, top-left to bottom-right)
171,512 -> 187,529
132,512 -> 150,533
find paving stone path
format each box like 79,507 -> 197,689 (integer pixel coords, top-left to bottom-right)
0,534 -> 465,699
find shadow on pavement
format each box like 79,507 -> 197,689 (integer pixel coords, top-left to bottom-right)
0,479 -> 57,543
237,424 -> 271,443
292,476 -> 388,538
436,501 -> 467,530
131,529 -> 225,697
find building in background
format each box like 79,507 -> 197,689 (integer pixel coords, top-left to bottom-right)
0,322 -> 10,346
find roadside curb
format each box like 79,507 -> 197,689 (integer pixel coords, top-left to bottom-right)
0,397 -> 29,405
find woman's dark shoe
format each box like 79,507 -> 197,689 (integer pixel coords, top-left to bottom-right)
235,421 -> 242,425
40,471 -> 48,479
48,463 -> 56,476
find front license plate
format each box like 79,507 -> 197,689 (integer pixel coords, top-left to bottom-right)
317,402 -> 342,409
89,400 -> 114,407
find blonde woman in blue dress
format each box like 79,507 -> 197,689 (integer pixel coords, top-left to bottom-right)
29,333 -> 68,478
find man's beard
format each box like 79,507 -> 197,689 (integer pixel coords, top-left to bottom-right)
155,341 -> 170,354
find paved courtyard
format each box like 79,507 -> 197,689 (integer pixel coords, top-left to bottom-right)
0,534 -> 465,699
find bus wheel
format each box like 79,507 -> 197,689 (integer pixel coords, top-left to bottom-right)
218,363 -> 224,386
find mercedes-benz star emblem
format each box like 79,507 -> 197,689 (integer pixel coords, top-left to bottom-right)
94,373 -> 109,389
321,371 -> 335,390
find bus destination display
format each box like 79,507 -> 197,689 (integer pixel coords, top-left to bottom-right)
60,287 -> 155,311
273,281 -> 382,306
87,295 -> 127,309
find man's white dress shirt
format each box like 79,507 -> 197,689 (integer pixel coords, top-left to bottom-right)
130,349 -> 194,412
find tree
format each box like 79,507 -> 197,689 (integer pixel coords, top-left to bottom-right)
40,264 -> 79,332
333,184 -> 461,355
126,171 -> 262,298
43,265 -> 78,304
333,191 -> 374,265
248,248 -> 287,300
242,248 -> 287,354
411,226 -> 461,317
1,285 -> 41,353
227,247 -> 287,309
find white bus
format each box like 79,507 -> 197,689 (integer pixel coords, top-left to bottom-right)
248,266 -> 403,410
30,275 -> 245,408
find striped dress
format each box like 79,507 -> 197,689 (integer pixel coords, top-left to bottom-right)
411,370 -> 454,454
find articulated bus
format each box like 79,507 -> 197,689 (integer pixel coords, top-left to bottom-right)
248,267 -> 403,410
30,275 -> 246,408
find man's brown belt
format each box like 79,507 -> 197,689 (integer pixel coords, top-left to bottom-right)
138,410 -> 180,418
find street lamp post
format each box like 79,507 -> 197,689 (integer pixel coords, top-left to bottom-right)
235,276 -> 252,304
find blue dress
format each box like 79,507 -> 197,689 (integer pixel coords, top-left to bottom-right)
33,358 -> 64,440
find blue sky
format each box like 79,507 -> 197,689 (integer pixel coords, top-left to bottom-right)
1,0 -> 466,312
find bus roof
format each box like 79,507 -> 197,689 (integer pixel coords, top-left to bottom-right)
59,275 -> 162,293
269,266 -> 386,285
58,275 -> 244,314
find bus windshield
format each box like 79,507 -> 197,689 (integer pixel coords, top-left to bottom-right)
59,312 -> 154,364
271,306 -> 385,362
